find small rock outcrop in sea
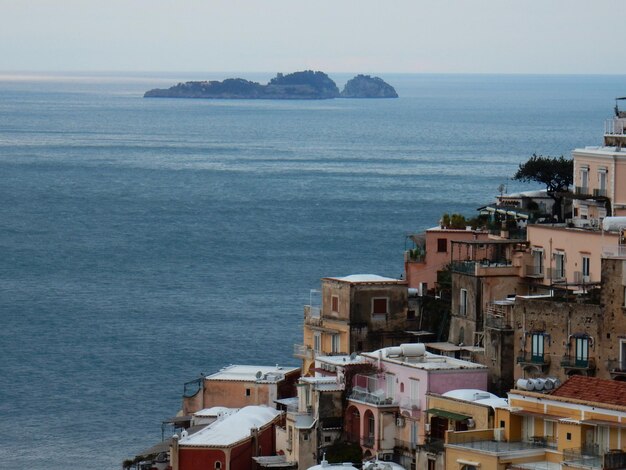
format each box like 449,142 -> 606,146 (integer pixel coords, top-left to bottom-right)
144,71 -> 398,100
340,74 -> 398,98
144,70 -> 340,100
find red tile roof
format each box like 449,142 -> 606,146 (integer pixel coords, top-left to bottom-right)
551,375 -> 626,407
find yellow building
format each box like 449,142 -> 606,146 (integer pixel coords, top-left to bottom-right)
445,376 -> 626,470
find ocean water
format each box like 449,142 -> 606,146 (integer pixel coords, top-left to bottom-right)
0,72 -> 624,469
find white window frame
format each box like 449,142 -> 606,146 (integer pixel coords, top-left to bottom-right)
554,252 -> 565,279
331,334 -> 340,353
532,248 -> 544,275
313,333 -> 321,353
580,168 -> 589,192
385,373 -> 395,400
459,288 -> 468,316
582,255 -> 590,281
531,333 -> 545,361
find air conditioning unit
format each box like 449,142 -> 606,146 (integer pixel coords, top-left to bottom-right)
396,417 -> 405,427
424,423 -> 431,434
467,418 -> 475,429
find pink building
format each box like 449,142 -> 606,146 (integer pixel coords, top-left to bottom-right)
343,343 -> 487,465
405,227 -> 490,290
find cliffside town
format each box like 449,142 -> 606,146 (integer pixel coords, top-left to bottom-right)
126,101 -> 626,470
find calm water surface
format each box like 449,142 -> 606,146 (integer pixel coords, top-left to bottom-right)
0,72 -> 624,469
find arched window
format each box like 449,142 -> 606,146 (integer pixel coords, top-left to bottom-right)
215,461 -> 222,470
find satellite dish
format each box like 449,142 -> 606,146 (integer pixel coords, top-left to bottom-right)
255,371 -> 263,379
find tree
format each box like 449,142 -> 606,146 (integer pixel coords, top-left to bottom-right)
513,154 -> 573,220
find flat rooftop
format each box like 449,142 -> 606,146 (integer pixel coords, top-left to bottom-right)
204,364 -> 299,383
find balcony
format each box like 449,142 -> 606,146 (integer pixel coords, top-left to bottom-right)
451,260 -> 518,277
608,359 -> 626,379
418,437 -> 444,454
573,271 -> 591,284
485,313 -> 512,330
560,355 -> 596,374
517,352 -> 551,371
593,188 -> 608,198
304,305 -> 322,327
525,264 -> 544,279
546,267 -> 566,282
394,438 -> 417,452
574,186 -> 592,197
348,375 -> 397,407
293,343 -> 314,360
602,245 -> 626,259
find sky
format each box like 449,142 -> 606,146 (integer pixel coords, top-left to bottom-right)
1,0 -> 625,74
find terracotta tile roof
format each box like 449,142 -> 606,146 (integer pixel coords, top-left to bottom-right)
551,375 -> 626,407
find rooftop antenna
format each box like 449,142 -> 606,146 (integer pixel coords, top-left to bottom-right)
497,183 -> 507,198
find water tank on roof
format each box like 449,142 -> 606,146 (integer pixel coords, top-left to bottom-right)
400,343 -> 425,357
516,378 -> 534,391
603,217 -> 626,232
386,347 -> 403,357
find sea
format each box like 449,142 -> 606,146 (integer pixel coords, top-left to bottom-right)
0,72 -> 624,469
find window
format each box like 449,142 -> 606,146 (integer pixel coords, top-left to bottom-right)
331,334 -> 340,353
567,432 -> 572,441
372,298 -> 388,315
598,169 -> 607,196
368,414 -> 375,438
623,286 -> 626,308
580,168 -> 589,193
459,289 -> 468,316
532,249 -> 543,275
324,436 -> 331,443
410,379 -> 419,407
313,333 -> 321,353
331,295 -> 339,313
575,337 -> 589,366
215,462 -> 222,470
437,238 -> 447,253
385,373 -> 395,400
554,252 -> 565,279
531,333 -> 545,362
246,388 -> 251,397
582,256 -> 590,281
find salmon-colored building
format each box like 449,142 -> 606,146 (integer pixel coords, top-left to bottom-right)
182,365 -> 300,416
404,227 -> 490,291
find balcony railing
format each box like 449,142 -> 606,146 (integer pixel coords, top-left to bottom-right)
418,437 -> 444,454
573,271 -> 591,284
349,375 -> 397,406
575,186 -> 591,196
525,264 -> 544,278
606,118 -> 626,135
603,245 -> 626,259
560,355 -> 596,372
593,188 -> 608,198
547,267 -> 566,281
293,343 -> 314,359
517,352 -> 551,368
394,438 -> 417,452
485,313 -> 512,330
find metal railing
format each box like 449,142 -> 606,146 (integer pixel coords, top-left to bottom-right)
485,314 -> 512,330
593,188 -> 608,197
394,438 -> 417,451
575,186 -> 591,196
293,343 -> 314,359
561,355 -> 596,370
516,352 -> 551,366
603,245 -> 626,259
605,118 -> 626,135
525,264 -> 544,278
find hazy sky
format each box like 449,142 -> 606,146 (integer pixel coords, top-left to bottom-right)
1,0 -> 625,74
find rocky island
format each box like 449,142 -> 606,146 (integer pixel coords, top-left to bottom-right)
144,71 -> 397,100
340,74 -> 398,98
